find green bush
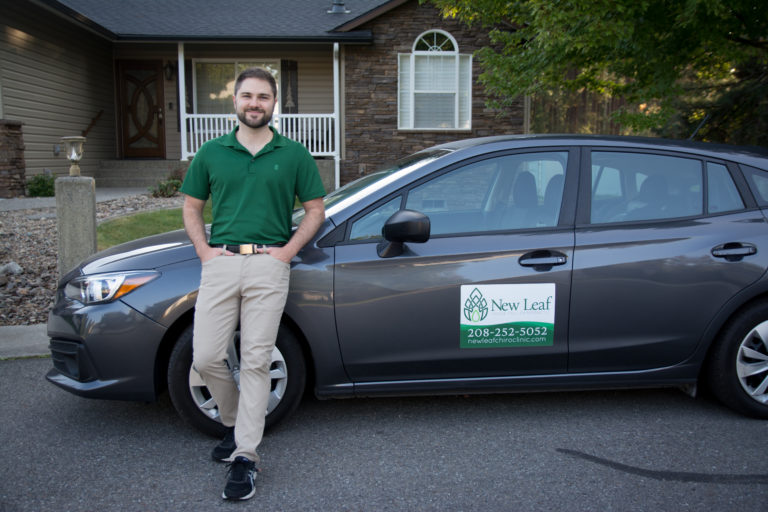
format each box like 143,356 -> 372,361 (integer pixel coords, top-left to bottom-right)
27,173 -> 55,197
150,178 -> 182,198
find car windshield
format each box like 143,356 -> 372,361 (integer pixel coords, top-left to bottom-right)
292,149 -> 451,225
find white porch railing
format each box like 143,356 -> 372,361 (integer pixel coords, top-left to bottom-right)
183,113 -> 336,160
277,114 -> 336,156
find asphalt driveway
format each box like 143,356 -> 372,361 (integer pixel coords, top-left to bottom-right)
2,357 -> 767,511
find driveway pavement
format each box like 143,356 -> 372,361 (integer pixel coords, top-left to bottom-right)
3,357 -> 768,511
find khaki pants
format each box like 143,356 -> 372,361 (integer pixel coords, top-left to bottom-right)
192,253 -> 290,462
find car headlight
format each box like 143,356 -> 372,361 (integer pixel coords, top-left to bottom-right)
64,271 -> 160,304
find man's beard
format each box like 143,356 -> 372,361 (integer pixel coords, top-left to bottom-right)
237,108 -> 273,129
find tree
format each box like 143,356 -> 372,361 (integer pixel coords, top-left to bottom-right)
428,0 -> 768,145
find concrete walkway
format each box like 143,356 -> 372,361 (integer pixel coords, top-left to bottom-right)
0,324 -> 48,359
1,187 -> 150,358
0,187 -> 148,211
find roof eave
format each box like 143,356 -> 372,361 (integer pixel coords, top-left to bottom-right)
31,0 -> 118,40
110,31 -> 374,44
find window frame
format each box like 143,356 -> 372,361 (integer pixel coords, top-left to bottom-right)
398,30 -> 472,132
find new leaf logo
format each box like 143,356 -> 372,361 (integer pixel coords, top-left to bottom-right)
463,287 -> 488,322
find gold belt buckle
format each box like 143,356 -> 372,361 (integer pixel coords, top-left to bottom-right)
239,244 -> 255,255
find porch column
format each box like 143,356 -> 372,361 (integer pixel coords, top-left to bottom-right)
333,42 -> 341,190
177,42 -> 188,160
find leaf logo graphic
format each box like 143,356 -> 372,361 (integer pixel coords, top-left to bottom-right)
464,287 -> 488,322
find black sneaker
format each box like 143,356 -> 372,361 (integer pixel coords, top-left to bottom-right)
211,426 -> 235,462
222,456 -> 257,501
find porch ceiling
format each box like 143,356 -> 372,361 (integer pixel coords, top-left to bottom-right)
37,0 -> 390,42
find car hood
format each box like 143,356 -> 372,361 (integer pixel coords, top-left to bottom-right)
62,229 -> 198,282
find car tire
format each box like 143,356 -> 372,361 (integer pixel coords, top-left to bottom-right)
707,302 -> 768,418
167,323 -> 307,437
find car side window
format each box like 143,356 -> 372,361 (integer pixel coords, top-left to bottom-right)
740,164 -> 768,207
707,163 -> 744,213
590,151 -> 703,224
404,152 -> 567,235
349,197 -> 402,241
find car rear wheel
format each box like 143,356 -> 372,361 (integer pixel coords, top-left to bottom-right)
707,302 -> 768,418
167,323 -> 306,437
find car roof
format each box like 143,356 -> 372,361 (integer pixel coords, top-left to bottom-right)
431,134 -> 768,166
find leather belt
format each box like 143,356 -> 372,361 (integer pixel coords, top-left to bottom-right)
210,243 -> 285,254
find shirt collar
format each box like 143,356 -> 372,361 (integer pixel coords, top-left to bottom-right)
219,125 -> 287,153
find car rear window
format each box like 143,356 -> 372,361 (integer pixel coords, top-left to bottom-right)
741,164 -> 768,207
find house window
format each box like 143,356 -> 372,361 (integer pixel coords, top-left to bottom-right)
398,30 -> 472,130
192,60 -> 279,114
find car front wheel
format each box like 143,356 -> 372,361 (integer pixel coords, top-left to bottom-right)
167,323 -> 306,437
707,302 -> 768,418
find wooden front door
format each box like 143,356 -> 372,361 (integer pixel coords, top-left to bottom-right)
118,60 -> 165,158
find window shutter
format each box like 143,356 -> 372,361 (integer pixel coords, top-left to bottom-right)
281,60 -> 298,114
398,54 -> 412,129
459,54 -> 472,129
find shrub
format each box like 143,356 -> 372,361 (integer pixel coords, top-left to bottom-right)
169,164 -> 188,182
27,173 -> 55,197
150,178 -> 182,198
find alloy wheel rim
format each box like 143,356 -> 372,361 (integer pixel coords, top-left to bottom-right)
736,320 -> 768,405
188,344 -> 288,422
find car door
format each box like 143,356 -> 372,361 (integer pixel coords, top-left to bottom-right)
570,149 -> 768,372
334,149 -> 577,386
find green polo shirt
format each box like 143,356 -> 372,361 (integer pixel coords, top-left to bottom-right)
180,126 -> 325,245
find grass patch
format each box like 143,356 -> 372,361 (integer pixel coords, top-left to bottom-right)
97,203 -> 212,250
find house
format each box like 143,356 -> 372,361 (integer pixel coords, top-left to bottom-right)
0,0 -> 525,198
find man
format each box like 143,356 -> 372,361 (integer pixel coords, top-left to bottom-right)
180,67 -> 326,501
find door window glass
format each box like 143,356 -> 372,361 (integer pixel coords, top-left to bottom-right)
707,163 -> 744,213
405,152 -> 567,235
349,197 -> 402,241
590,152 -> 703,223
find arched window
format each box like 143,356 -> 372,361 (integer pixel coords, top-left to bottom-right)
398,30 -> 472,130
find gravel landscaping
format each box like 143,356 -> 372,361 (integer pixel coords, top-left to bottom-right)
0,193 -> 185,326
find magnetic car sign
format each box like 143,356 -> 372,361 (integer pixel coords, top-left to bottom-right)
460,284 -> 555,348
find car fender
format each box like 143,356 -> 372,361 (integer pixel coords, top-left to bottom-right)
692,270 -> 768,366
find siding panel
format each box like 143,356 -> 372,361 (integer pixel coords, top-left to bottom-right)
1,1 -> 117,178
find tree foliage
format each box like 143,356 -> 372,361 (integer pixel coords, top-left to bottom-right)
428,0 -> 768,145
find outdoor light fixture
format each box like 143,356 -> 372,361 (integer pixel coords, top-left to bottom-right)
61,136 -> 86,176
164,61 -> 176,80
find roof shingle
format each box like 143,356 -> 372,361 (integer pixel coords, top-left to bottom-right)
44,0 -> 393,40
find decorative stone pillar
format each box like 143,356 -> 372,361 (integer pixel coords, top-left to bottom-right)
55,176 -> 97,277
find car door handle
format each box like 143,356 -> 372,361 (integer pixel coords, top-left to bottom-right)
712,243 -> 757,261
519,250 -> 568,269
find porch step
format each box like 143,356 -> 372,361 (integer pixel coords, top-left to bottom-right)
94,160 -> 190,189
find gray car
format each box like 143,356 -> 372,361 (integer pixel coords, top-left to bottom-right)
47,135 -> 768,436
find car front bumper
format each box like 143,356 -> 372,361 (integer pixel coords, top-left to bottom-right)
46,297 -> 168,401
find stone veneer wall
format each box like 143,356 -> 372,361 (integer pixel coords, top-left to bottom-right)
0,120 -> 26,198
341,1 -> 524,185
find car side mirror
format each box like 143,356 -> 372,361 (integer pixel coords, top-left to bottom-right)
377,209 -> 430,258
